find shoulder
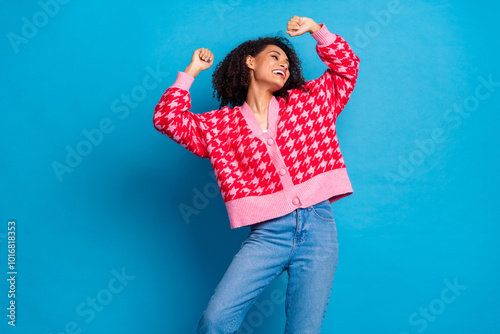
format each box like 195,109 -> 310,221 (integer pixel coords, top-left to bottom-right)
284,84 -> 313,104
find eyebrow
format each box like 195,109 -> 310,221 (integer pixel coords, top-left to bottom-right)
269,50 -> 289,63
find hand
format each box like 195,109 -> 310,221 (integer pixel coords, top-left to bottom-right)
184,48 -> 214,78
192,47 -> 214,70
285,16 -> 321,37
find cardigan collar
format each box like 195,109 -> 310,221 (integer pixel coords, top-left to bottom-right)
240,95 -> 280,138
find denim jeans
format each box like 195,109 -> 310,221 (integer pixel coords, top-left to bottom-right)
196,199 -> 339,334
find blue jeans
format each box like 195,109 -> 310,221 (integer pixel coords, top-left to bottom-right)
197,199 -> 339,334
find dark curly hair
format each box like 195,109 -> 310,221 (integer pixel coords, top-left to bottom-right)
211,34 -> 309,109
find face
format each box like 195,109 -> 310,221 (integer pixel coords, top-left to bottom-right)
246,44 -> 290,91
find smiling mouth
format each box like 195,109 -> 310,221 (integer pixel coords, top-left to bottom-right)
272,70 -> 286,79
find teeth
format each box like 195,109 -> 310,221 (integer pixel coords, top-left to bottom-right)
273,70 -> 285,77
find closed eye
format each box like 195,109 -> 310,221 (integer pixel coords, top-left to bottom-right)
272,55 -> 278,60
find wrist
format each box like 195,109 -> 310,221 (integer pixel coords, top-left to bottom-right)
184,63 -> 201,78
309,23 -> 321,34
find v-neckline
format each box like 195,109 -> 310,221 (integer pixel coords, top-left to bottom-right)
240,95 -> 279,138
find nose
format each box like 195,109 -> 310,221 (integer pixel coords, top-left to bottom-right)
280,63 -> 288,71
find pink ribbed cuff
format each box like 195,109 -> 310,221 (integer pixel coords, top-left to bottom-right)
171,71 -> 195,91
311,23 -> 337,46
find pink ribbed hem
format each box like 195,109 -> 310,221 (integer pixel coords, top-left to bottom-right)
225,168 -> 353,229
171,71 -> 195,91
311,23 -> 337,46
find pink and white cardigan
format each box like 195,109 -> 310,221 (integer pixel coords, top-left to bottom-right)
153,23 -> 360,229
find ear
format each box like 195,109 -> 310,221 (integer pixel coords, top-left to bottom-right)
245,55 -> 254,70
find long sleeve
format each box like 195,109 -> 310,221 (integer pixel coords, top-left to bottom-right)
153,71 -> 209,159
308,23 -> 360,121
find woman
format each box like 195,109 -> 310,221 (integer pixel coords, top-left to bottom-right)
153,15 -> 360,333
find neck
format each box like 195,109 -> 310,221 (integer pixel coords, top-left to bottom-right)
245,83 -> 274,115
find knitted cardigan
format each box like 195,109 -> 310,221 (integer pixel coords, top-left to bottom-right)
153,23 -> 360,229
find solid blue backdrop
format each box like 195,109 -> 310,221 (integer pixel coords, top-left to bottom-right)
1,0 -> 499,333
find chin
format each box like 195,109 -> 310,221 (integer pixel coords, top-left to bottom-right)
273,82 -> 286,92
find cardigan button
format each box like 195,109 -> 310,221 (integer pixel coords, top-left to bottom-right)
279,169 -> 286,176
267,138 -> 274,145
292,198 -> 300,205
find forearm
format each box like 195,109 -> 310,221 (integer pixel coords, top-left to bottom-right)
184,63 -> 201,78
308,23 -> 360,118
153,83 -> 209,159
313,24 -> 360,79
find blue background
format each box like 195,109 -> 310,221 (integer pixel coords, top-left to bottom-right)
1,0 -> 499,333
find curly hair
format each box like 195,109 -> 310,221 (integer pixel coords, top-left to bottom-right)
211,34 -> 309,109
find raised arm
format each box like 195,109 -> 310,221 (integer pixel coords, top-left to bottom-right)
153,48 -> 215,159
287,16 -> 360,120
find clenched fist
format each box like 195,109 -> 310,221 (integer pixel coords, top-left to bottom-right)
191,48 -> 214,70
286,16 -> 321,37
184,47 -> 215,78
